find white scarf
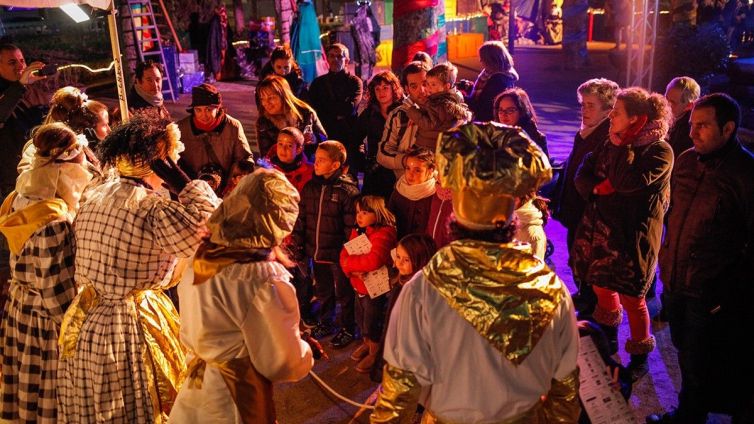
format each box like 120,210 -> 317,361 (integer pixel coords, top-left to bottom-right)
134,84 -> 164,107
395,174 -> 437,201
579,116 -> 608,139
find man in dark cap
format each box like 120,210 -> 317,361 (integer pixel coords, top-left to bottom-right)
177,83 -> 253,194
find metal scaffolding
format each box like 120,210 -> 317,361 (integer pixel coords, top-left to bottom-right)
625,0 -> 660,88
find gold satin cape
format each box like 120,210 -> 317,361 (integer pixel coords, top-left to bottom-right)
0,192 -> 68,255
371,240 -> 580,424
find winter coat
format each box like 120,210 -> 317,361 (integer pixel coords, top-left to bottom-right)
255,106 -> 326,158
177,113 -> 253,184
0,77 -> 46,194
520,121 -> 550,158
270,153 -> 314,194
666,109 -> 693,159
554,119 -> 610,231
308,70 -> 363,147
571,127 -> 673,297
404,90 -> 472,150
659,139 -> 754,300
340,225 -> 397,295
466,71 -> 518,122
355,102 -> 401,197
291,169 -> 359,262
388,190 -> 434,240
425,189 -> 454,249
377,105 -> 418,177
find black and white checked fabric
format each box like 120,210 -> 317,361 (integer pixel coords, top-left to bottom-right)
57,179 -> 218,423
0,219 -> 77,423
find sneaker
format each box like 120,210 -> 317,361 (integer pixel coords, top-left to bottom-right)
330,329 -> 354,349
311,323 -> 336,340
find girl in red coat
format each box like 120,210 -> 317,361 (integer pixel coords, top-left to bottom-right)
340,195 -> 397,373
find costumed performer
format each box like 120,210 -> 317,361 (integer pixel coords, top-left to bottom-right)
169,167 -> 314,423
56,113 -> 221,423
371,122 -> 581,423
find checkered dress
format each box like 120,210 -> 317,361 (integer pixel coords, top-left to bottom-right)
57,179 -> 218,423
0,218 -> 77,423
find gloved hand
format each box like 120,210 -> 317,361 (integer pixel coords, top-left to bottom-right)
150,157 -> 191,195
593,179 -> 616,196
302,332 -> 328,360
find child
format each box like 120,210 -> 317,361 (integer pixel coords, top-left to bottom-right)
371,233 -> 438,382
403,62 -> 472,150
220,159 -> 255,197
514,194 -> 550,260
269,127 -> 314,194
388,147 -> 437,239
291,140 -> 360,348
340,196 -> 397,373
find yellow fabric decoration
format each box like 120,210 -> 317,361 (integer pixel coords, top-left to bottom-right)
371,364 -> 422,424
0,192 -> 68,255
192,242 -> 270,285
58,287 -> 185,423
422,240 -> 564,365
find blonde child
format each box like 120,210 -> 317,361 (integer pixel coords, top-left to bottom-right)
340,195 -> 397,373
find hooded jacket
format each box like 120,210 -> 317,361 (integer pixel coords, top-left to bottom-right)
291,168 -> 359,262
404,90 -> 472,150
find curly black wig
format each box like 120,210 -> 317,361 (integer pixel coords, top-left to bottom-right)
97,112 -> 176,167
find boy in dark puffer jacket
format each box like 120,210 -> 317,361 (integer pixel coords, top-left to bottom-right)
291,140 -> 360,348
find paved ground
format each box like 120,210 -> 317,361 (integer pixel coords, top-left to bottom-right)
153,42 -> 732,424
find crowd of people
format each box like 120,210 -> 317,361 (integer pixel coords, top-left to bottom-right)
0,35 -> 753,424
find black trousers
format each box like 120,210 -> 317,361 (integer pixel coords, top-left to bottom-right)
355,293 -> 386,341
313,262 -> 355,331
666,292 -> 754,423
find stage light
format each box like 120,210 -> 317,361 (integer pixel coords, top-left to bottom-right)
60,3 -> 90,23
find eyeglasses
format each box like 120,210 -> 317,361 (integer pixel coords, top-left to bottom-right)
496,107 -> 519,116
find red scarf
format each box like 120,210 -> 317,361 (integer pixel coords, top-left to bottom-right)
193,113 -> 224,132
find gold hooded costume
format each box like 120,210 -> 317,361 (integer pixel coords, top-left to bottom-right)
371,123 -> 580,424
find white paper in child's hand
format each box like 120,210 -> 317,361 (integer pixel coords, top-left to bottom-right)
364,266 -> 390,298
344,233 -> 372,255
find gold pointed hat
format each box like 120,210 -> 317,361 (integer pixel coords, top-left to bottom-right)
207,167 -> 300,248
437,122 -> 552,230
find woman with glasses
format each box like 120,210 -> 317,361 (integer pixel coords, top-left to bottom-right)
493,87 -> 549,157
255,75 -> 326,158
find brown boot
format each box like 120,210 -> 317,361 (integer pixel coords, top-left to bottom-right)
350,342 -> 369,361
355,339 -> 379,373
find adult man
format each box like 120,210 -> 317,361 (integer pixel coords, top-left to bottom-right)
647,94 -> 754,424
372,123 -> 580,423
664,76 -> 700,158
376,61 -> 429,177
308,44 -> 363,170
177,83 -> 253,192
0,43 -> 47,309
553,78 -> 619,318
127,60 -> 171,119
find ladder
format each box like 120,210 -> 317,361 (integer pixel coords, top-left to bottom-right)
123,0 -> 180,101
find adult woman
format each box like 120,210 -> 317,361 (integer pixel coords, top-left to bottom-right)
255,75 -> 326,158
0,123 -> 90,422
354,71 -> 403,199
18,87 -> 106,172
572,87 -> 673,381
57,114 -> 220,422
259,45 -> 308,99
387,147 -> 437,240
493,87 -> 549,156
466,41 -> 519,122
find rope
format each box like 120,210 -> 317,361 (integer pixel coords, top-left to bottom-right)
308,370 -> 377,410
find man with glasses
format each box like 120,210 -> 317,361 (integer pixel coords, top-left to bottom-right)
553,78 -> 619,319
